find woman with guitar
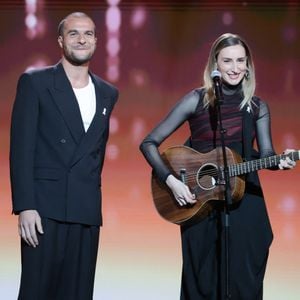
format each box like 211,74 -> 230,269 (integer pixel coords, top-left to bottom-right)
140,33 -> 297,299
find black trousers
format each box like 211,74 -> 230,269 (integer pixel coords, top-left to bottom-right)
18,218 -> 100,300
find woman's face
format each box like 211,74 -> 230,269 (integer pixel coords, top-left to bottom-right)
216,44 -> 247,86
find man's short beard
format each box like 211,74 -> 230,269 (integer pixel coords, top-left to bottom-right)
64,49 -> 94,66
66,54 -> 92,66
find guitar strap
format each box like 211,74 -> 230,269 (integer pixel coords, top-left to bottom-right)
184,88 -> 205,147
242,97 -> 261,185
242,103 -> 253,162
242,96 -> 259,162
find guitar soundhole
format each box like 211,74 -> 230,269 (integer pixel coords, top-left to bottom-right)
196,163 -> 218,190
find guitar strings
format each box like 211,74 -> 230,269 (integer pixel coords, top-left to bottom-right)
180,169 -> 220,180
173,152 -> 299,182
177,166 -> 239,181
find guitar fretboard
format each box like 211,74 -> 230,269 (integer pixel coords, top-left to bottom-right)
229,151 -> 300,177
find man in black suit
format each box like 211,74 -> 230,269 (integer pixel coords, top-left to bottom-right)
10,12 -> 118,299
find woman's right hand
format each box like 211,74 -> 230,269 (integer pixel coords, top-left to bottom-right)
166,174 -> 196,206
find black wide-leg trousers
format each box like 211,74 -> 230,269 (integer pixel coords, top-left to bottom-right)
18,218 -> 100,300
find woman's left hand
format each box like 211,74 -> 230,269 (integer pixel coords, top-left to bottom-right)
278,149 -> 297,170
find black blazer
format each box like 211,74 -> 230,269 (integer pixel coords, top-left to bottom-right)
10,62 -> 118,226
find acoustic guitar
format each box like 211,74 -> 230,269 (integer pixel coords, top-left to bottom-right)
151,145 -> 299,225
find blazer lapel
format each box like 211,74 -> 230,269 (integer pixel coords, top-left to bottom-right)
48,63 -> 85,144
69,73 -> 112,167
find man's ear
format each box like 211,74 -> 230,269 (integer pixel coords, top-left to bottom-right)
57,36 -> 63,48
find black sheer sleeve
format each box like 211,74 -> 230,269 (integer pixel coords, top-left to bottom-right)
140,89 -> 200,182
255,100 -> 277,158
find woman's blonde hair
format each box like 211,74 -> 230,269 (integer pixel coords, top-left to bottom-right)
203,33 -> 255,109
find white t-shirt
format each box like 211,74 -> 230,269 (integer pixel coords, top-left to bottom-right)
73,76 -> 96,132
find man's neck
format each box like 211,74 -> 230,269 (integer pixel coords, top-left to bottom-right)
61,58 -> 90,89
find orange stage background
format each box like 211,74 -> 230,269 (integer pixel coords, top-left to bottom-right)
0,1 -> 299,299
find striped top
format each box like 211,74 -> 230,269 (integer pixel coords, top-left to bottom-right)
189,87 -> 251,153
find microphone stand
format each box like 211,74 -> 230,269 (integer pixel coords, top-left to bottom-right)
213,77 -> 232,300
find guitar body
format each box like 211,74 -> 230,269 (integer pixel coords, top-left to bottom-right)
151,146 -> 245,225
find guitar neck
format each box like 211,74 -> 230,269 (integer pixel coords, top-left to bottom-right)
229,151 -> 300,176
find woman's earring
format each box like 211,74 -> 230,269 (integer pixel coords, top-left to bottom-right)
245,69 -> 250,79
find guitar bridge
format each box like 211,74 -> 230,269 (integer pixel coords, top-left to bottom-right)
179,168 -> 187,184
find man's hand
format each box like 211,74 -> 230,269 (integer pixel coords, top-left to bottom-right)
18,210 -> 44,247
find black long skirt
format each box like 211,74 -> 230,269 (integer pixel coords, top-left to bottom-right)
180,190 -> 273,300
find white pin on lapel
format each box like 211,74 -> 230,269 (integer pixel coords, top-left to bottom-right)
102,108 -> 107,115
246,106 -> 251,113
